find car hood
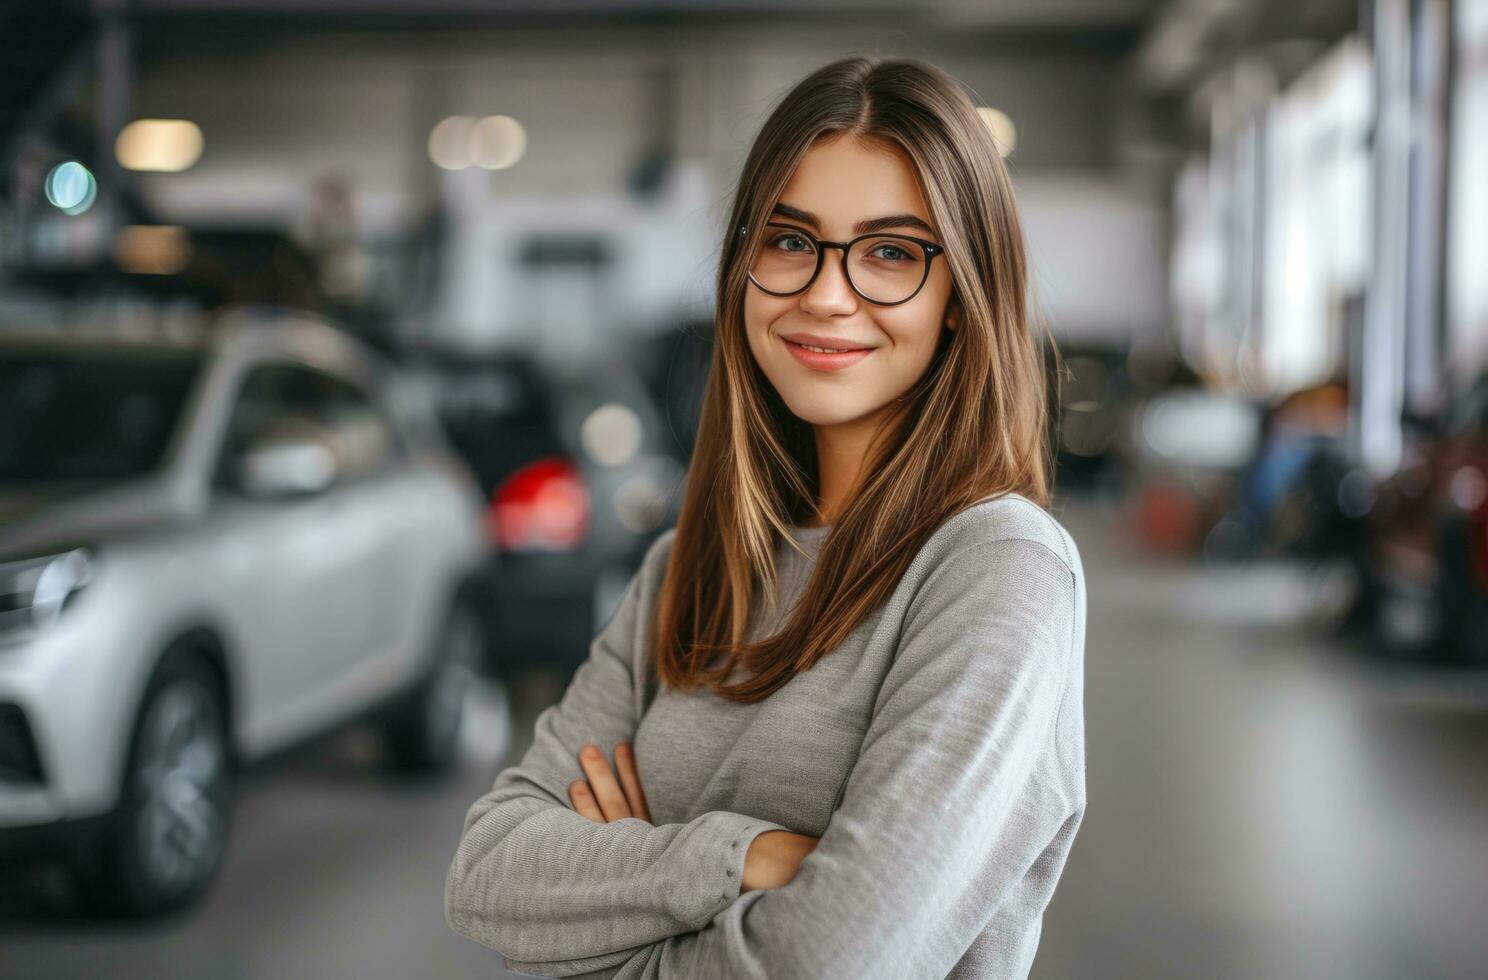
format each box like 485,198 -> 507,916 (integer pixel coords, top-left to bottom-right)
0,479 -> 185,561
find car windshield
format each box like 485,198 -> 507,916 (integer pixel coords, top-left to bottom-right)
0,346 -> 206,484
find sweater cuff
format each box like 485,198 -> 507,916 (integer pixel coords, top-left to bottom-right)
664,810 -> 792,929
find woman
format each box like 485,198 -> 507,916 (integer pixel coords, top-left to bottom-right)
446,55 -> 1087,980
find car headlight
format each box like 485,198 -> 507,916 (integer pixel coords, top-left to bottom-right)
2,547 -> 95,636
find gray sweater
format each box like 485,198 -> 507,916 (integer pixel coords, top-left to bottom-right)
445,491 -> 1087,979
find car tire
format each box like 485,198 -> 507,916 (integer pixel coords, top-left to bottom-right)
76,649 -> 234,917
379,599 -> 482,773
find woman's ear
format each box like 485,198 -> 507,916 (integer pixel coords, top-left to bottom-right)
944,296 -> 961,331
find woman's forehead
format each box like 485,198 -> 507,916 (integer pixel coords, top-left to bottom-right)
776,135 -> 933,235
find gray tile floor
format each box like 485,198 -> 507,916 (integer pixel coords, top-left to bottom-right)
3,495 -> 1486,979
1034,497 -> 1488,980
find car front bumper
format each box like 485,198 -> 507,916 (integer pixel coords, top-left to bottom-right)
0,584 -> 140,831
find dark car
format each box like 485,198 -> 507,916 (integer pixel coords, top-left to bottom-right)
399,344 -> 686,679
1047,341 -> 1135,493
626,318 -> 715,466
1359,374 -> 1488,662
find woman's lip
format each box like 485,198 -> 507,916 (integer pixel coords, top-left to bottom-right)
783,338 -> 875,371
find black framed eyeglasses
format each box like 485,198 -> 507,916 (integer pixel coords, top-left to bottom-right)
741,222 -> 946,307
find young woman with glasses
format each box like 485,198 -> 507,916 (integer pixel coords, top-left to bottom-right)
447,55 -> 1087,980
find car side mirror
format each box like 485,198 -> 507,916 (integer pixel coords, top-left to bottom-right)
236,431 -> 339,498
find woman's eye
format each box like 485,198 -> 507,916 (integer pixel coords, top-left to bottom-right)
870,243 -> 911,262
770,234 -> 812,253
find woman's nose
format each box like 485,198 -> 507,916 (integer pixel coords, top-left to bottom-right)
798,251 -> 858,317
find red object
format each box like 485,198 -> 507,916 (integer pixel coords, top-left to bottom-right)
1129,480 -> 1203,556
487,456 -> 590,552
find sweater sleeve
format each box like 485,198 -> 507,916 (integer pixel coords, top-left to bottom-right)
591,535 -> 1085,980
444,532 -> 792,971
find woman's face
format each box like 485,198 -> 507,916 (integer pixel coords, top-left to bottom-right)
744,133 -> 957,432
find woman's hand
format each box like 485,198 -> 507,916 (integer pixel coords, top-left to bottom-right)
568,742 -> 817,893
742,830 -> 819,893
569,742 -> 653,824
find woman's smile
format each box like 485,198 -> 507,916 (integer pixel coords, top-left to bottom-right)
781,336 -> 877,372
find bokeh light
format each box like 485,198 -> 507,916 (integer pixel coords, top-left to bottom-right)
115,118 -> 204,172
44,161 -> 96,215
976,106 -> 1017,158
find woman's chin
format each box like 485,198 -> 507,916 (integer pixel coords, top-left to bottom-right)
781,397 -> 889,429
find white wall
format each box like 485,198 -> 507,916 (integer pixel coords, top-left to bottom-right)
1017,173 -> 1168,342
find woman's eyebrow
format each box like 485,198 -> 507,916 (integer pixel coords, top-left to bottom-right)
771,202 -> 936,237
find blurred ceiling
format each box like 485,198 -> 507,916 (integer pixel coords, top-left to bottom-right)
117,0 -> 1168,55
124,0 -> 1164,27
1134,0 -> 1357,95
0,0 -> 1164,173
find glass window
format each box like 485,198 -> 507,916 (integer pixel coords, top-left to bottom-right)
1448,0 -> 1488,379
0,346 -> 205,485
215,362 -> 400,490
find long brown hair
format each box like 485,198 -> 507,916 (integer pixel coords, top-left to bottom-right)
652,56 -> 1056,702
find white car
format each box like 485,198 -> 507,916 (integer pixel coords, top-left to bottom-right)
0,307 -> 490,915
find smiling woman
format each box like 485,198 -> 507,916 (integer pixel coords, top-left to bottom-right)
743,133 -> 960,490
446,56 -> 1086,980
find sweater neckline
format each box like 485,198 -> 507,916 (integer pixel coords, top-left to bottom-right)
785,521 -> 832,544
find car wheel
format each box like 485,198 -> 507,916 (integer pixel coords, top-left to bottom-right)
380,600 -> 482,773
77,651 -> 234,917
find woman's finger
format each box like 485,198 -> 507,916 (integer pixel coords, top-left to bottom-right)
614,742 -> 652,823
569,779 -> 605,822
577,744 -> 632,822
